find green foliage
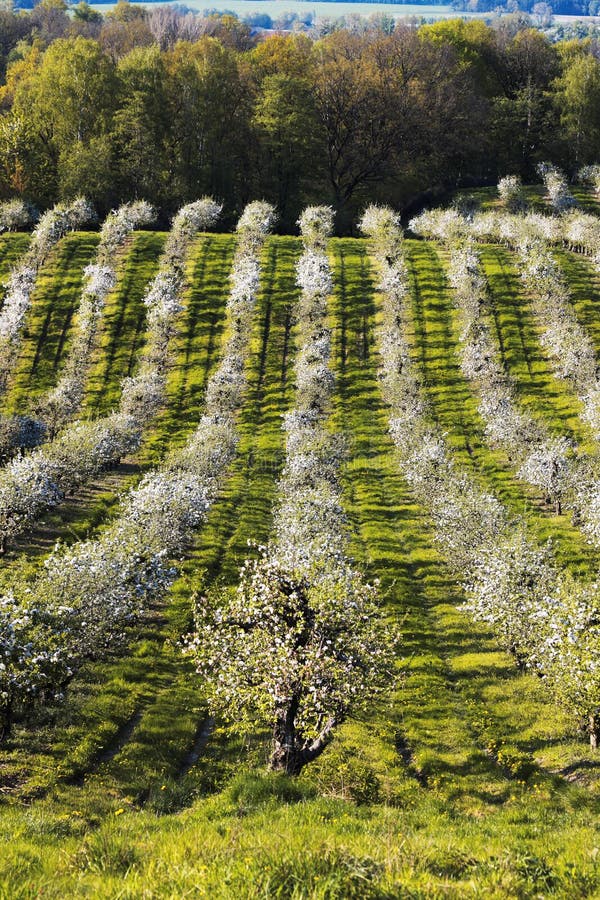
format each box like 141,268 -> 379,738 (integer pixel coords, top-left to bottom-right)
9,38 -> 117,205
308,746 -> 382,804
555,53 -> 600,167
2,25 -> 600,225
225,771 -> 317,809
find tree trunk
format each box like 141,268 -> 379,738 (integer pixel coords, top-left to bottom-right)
270,699 -> 303,776
0,701 -> 12,744
590,714 -> 599,750
269,710 -> 337,777
269,743 -> 305,776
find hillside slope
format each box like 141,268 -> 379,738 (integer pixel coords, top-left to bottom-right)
0,230 -> 600,897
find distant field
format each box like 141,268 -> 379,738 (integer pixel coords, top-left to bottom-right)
86,0 -> 600,22
87,0 -> 489,19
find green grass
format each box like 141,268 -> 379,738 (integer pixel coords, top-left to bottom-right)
142,233 -> 238,463
330,239 -> 599,797
454,183 -> 600,216
0,235 -> 301,806
0,232 -> 30,285
478,244 -> 586,444
405,240 -> 600,577
553,248 -> 600,356
2,234 -> 236,570
85,231 -> 166,417
5,232 -> 100,412
3,233 -> 600,897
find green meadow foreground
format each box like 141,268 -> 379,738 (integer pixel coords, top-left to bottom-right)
2,216 -> 600,897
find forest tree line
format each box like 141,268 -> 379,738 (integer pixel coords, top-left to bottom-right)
2,1 -> 600,230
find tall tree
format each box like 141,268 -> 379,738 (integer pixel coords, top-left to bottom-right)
247,34 -> 323,227
491,29 -> 559,175
9,37 -> 117,203
112,45 -> 168,204
554,51 -> 600,167
312,30 -> 406,227
164,38 -> 249,216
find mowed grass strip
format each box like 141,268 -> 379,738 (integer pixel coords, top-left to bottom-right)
0,231 -> 234,799
84,231 -> 166,417
475,244 -> 585,443
0,232 -> 30,288
553,248 -> 600,356
142,233 -> 238,464
331,238 -> 600,814
330,237 -> 516,803
86,236 -> 302,806
405,238 -> 600,775
0,237 -> 233,579
4,232 -> 100,413
406,239 -> 599,576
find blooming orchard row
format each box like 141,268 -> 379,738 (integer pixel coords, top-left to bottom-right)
0,199 -> 35,234
413,202 -> 600,550
0,201 -> 156,461
443,236 -> 577,518
499,163 -> 576,214
40,200 -> 157,440
0,197 -> 94,396
186,205 -> 397,776
471,207 -> 600,419
537,163 -> 576,213
411,202 -> 600,266
500,164 -> 581,216
0,199 -> 220,553
0,200 -> 274,739
362,204 -> 600,749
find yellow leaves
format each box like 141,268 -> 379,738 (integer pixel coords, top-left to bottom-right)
0,44 -> 43,110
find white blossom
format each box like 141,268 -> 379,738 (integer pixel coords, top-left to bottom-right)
365,203 -> 600,746
297,205 -> 334,249
498,175 -> 526,212
0,200 -> 35,234
296,249 -> 333,299
536,162 -> 576,213
185,204 -> 396,775
0,200 -> 272,737
0,198 -> 95,396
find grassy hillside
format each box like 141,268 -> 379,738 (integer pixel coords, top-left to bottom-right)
1,230 -> 600,897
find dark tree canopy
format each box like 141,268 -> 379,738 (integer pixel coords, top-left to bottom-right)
1,13 -> 600,229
